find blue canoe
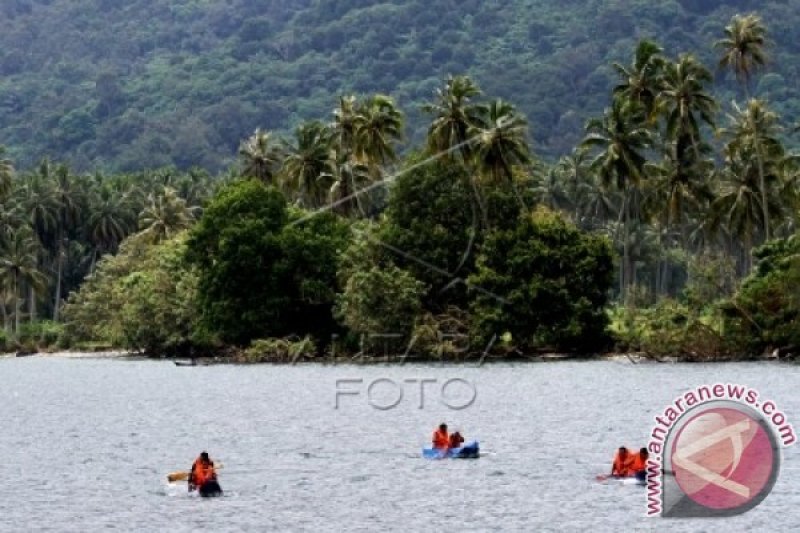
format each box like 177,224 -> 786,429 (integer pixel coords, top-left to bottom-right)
423,441 -> 480,459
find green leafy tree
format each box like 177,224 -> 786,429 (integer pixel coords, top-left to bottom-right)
186,179 -> 349,345
61,234 -> 201,355
468,208 -> 613,352
335,263 -> 425,347
380,158 -> 478,308
725,234 -> 800,353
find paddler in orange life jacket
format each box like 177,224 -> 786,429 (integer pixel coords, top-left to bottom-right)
610,446 -> 634,477
432,423 -> 450,450
188,451 -> 217,492
449,431 -> 465,449
629,448 -> 648,479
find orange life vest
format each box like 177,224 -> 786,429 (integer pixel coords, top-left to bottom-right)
192,458 -> 216,485
432,429 -> 449,449
612,451 -> 633,477
630,453 -> 647,473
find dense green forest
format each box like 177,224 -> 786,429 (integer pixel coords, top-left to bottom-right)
2,0 -> 800,171
2,6 -> 800,360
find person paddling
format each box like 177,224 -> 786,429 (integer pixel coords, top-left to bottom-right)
630,448 -> 648,481
188,451 -> 217,492
610,446 -> 633,478
449,431 -> 465,449
432,423 -> 450,450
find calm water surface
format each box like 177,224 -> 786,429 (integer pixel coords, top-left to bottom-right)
1,356 -> 799,532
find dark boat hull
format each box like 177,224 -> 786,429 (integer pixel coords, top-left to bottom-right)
198,480 -> 223,497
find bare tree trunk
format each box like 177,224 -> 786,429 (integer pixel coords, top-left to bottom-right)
13,272 -> 20,337
1,294 -> 8,333
623,193 -> 631,305
29,284 -> 36,324
757,148 -> 770,243
53,239 -> 63,322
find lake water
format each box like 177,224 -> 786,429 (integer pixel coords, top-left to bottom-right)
1,356 -> 799,531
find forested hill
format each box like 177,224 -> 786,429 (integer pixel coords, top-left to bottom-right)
1,0 -> 799,172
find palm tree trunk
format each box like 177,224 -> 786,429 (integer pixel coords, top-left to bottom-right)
1,292 -> 9,333
745,233 -> 753,275
757,148 -> 770,243
29,284 -> 36,324
13,271 -> 20,337
53,239 -> 63,321
623,193 -> 631,305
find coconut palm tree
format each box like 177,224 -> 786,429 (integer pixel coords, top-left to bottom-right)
554,147 -> 592,223
582,98 -> 652,299
332,95 -> 361,157
716,13 -> 767,97
281,121 -> 335,207
422,75 -> 487,161
18,173 -> 59,249
583,99 -> 651,191
328,156 -> 372,218
532,166 -> 569,212
50,164 -> 83,322
722,98 -> 784,242
353,94 -> 404,174
137,187 -> 197,244
0,226 -> 47,335
580,177 -> 620,232
708,158 -> 767,274
613,39 -> 666,121
86,181 -> 137,267
658,54 -> 717,163
239,129 -> 283,184
470,99 -> 530,185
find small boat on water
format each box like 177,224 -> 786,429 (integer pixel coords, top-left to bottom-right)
174,359 -> 198,367
423,441 -> 480,459
198,479 -> 223,497
596,471 -> 646,486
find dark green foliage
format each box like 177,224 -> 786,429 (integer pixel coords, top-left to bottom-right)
335,263 -> 426,347
725,234 -> 800,352
380,158 -> 478,308
186,179 -> 349,345
61,234 -> 202,355
379,155 -> 534,310
4,1 -> 800,171
468,208 -> 614,352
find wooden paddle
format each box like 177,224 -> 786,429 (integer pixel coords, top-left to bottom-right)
167,463 -> 223,483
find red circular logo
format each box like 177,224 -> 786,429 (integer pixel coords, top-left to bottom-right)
671,407 -> 775,511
